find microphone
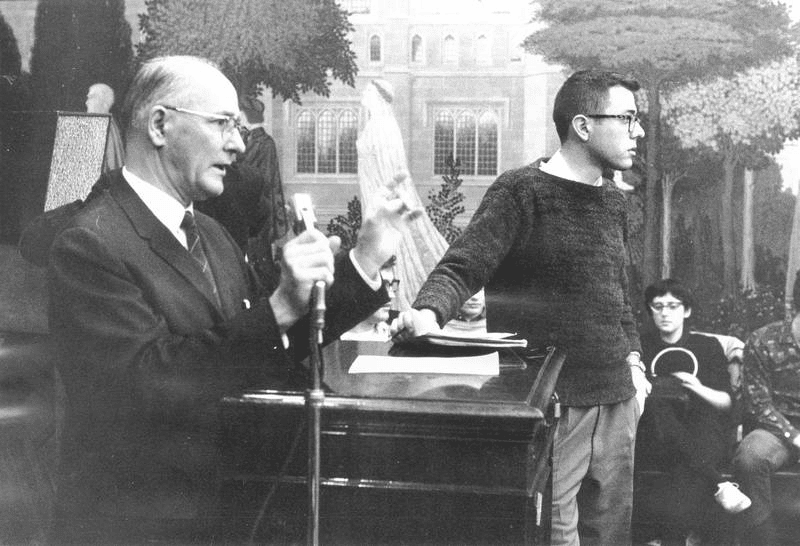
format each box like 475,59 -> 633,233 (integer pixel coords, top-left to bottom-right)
292,193 -> 326,344
311,280 -> 326,344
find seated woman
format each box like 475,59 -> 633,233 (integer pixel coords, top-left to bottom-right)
635,279 -> 750,544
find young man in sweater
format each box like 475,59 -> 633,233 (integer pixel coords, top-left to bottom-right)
392,70 -> 649,545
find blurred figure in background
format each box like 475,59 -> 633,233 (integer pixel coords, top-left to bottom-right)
85,82 -> 124,173
197,95 -> 289,267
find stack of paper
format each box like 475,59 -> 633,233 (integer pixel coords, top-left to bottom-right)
413,331 -> 527,349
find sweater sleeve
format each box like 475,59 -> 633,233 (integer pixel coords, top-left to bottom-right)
619,250 -> 641,355
412,175 -> 523,326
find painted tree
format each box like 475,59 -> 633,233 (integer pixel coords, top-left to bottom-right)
137,0 -> 357,102
669,157 -> 726,290
0,10 -> 30,111
523,0 -> 794,286
663,56 -> 800,295
29,0 -> 133,111
0,11 -> 21,78
653,126 -> 709,279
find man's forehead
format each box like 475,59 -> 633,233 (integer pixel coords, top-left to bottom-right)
177,71 -> 239,112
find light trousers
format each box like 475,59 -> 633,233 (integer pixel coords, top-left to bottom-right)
550,397 -> 640,546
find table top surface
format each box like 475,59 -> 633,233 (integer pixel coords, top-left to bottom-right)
235,340 -> 551,419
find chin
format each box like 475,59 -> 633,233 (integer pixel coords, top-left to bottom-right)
614,160 -> 633,171
200,179 -> 225,198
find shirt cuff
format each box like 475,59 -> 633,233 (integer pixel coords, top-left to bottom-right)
349,249 -> 382,291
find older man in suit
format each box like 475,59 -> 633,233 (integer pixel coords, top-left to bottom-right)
47,55 -> 413,544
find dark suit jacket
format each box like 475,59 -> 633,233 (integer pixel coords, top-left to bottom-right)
47,169 -> 386,539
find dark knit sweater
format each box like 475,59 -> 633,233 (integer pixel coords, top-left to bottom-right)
413,165 -> 640,406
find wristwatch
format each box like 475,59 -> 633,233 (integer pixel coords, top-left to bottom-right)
628,352 -> 646,373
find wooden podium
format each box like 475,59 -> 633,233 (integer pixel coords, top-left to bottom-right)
218,341 -> 564,545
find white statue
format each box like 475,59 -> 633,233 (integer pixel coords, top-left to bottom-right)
357,79 -> 449,312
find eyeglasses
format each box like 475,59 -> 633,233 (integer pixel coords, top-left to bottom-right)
160,105 -> 242,137
649,302 -> 684,313
585,113 -> 641,136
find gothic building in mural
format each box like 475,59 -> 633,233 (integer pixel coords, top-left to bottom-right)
267,0 -> 564,225
2,0 -> 564,225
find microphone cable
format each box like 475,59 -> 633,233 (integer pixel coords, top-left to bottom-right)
248,281 -> 327,544
247,417 -> 306,545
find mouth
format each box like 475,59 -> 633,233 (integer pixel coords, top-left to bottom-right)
212,164 -> 229,175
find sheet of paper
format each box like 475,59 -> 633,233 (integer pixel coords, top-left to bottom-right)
348,352 -> 499,375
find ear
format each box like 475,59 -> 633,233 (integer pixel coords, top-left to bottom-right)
684,307 -> 692,320
148,106 -> 168,147
571,115 -> 591,142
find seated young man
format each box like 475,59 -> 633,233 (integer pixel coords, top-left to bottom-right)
635,279 -> 750,543
732,273 -> 800,546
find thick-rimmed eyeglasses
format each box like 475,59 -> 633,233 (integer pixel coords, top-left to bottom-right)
160,105 -> 242,136
585,113 -> 641,136
649,302 -> 684,313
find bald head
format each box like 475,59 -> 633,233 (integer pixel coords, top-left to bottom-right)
86,83 -> 115,114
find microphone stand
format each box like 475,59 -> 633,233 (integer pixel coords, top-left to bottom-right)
306,280 -> 326,546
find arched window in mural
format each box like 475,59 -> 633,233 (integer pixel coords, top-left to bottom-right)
370,34 -> 382,63
338,110 -> 358,174
455,111 -> 477,174
296,111 -> 316,173
317,110 -> 337,173
434,107 -> 499,177
477,111 -> 499,175
443,34 -> 457,64
434,111 -> 455,175
296,106 -> 360,174
411,34 -> 424,63
476,34 -> 491,66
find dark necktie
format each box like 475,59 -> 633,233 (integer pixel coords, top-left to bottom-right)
181,210 -> 220,305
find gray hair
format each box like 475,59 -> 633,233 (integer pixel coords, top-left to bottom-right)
119,56 -> 220,135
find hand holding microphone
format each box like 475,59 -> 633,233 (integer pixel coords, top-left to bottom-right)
268,194 -> 333,333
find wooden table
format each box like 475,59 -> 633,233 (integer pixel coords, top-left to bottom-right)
218,340 -> 564,545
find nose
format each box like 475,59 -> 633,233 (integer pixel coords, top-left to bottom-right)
632,119 -> 645,139
226,128 -> 246,154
